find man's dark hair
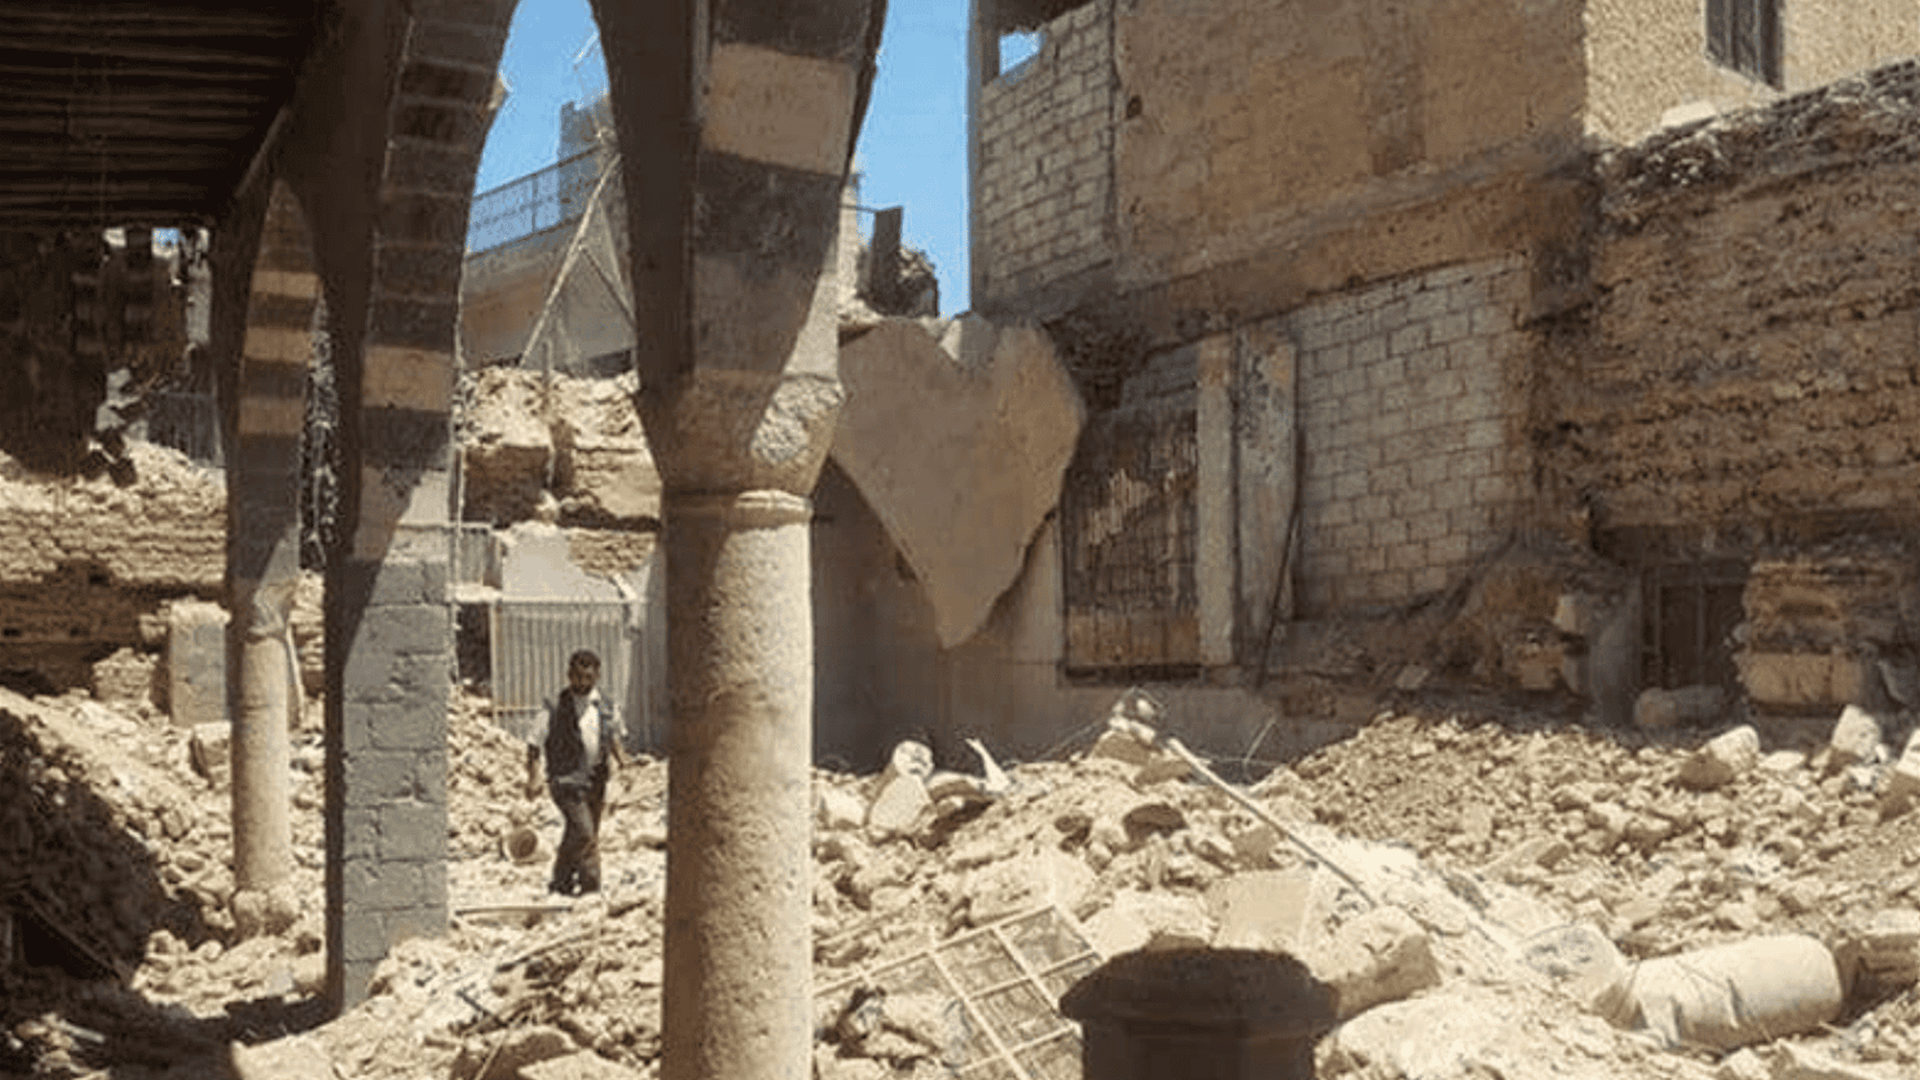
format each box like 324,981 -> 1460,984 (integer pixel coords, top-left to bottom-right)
569,649 -> 601,672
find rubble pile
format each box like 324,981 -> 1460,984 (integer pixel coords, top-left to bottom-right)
5,684 -> 1920,1079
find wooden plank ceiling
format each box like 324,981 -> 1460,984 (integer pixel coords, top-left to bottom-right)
0,2 -> 322,229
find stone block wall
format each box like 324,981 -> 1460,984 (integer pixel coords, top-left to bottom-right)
974,0 -> 1113,309
1291,256 -> 1533,614
1544,62 -> 1920,533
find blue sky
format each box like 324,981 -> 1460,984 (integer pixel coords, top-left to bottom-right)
476,0 -> 972,314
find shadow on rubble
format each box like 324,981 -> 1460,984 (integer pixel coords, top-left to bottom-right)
0,707 -> 328,1075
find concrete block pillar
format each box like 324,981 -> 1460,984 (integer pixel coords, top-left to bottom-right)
593,1 -> 884,1077
326,541 -> 452,1006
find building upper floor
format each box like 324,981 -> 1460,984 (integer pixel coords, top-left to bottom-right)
967,0 -> 1920,322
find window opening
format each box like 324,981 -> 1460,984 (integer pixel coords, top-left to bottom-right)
998,30 -> 1043,77
1705,0 -> 1781,87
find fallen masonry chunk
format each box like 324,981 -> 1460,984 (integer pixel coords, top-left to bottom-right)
1081,889 -> 1215,955
519,1050 -> 648,1080
965,848 -> 1096,926
1621,934 -> 1842,1052
1828,705 -> 1886,772
1518,923 -> 1632,1021
1767,1041 -> 1902,1080
865,773 -> 931,842
1844,908 -> 1920,996
1207,868 -> 1316,953
886,740 -> 934,780
1677,725 -> 1761,790
451,1025 -> 578,1080
1314,905 -> 1442,1019
817,785 -> 867,832
1634,685 -> 1726,729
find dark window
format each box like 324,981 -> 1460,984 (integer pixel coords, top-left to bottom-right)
1706,0 -> 1782,87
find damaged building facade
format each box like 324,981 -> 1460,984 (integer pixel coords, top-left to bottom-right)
932,0 -> 1920,739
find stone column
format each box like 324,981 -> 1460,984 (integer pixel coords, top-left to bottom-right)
593,2 -> 884,1078
224,181 -> 318,934
660,491 -> 816,1080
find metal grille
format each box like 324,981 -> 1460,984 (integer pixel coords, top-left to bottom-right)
449,523 -> 494,588
818,907 -> 1098,1080
1062,368 -> 1200,671
466,149 -> 607,255
489,599 -> 653,750
142,390 -> 221,466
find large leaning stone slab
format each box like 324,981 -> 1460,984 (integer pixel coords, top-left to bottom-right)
167,600 -> 227,729
832,316 -> 1083,647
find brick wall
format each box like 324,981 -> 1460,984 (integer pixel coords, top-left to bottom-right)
974,0 -> 1113,309
1291,256 -> 1533,614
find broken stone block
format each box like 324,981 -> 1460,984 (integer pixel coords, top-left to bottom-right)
1766,1042 -> 1900,1080
1320,987 -> 1557,1080
1206,868 -> 1316,952
1314,905 -> 1441,1019
1082,889 -> 1214,955
865,774 -> 931,842
1086,728 -> 1153,766
1677,726 -> 1762,790
1882,753 -> 1920,816
816,785 -> 867,832
189,722 -> 230,789
519,1051 -> 648,1080
450,1025 -> 577,1080
1847,908 -> 1920,995
1485,835 -> 1571,882
230,1035 -> 333,1080
964,849 -> 1095,927
923,771 -> 984,801
886,740 -> 934,780
1828,705 -> 1886,772
1120,802 -> 1186,844
167,600 -> 227,729
1518,923 -> 1632,1021
1634,685 -> 1726,729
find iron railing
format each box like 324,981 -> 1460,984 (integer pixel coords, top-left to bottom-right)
466,149 -> 606,256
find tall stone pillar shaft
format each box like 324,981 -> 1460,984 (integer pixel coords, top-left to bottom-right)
224,180 -> 318,905
230,581 -> 296,889
661,491 -> 815,1080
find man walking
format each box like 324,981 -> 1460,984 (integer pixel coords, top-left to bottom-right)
526,649 -> 625,895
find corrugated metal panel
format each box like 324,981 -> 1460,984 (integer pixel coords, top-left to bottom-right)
489,599 -> 653,751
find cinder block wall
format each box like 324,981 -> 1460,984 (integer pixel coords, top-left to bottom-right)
974,0 -> 1113,308
1291,255 -> 1533,613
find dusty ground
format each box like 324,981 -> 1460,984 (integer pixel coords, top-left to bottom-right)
2,682 -> 1917,1080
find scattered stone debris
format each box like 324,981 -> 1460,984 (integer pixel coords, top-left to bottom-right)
5,682 -> 1920,1079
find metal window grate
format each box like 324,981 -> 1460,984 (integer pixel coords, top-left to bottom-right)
818,907 -> 1099,1080
1062,368 -> 1201,672
1706,0 -> 1781,87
